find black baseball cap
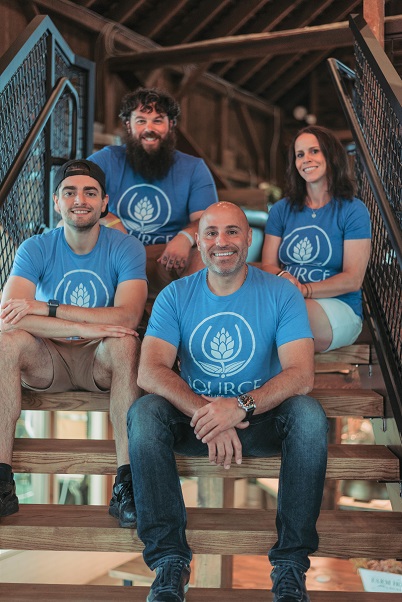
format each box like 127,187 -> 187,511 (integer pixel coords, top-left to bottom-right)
53,159 -> 106,195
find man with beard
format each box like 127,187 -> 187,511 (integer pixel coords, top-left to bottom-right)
126,202 -> 328,602
88,88 -> 218,298
0,160 -> 147,528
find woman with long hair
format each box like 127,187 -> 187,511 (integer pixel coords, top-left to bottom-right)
261,125 -> 371,352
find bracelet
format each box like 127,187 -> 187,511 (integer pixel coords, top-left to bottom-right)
177,230 -> 195,246
105,218 -> 121,228
305,282 -> 313,299
277,270 -> 286,277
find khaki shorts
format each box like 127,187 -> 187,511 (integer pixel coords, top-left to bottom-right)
21,338 -> 108,393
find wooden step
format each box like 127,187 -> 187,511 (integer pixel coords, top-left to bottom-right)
21,388 -> 384,417
0,583 -> 401,601
1,506 -> 401,558
315,344 -> 371,365
0,583 -> 400,601
12,440 -> 400,481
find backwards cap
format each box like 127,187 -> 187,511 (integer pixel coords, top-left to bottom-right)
53,160 -> 106,194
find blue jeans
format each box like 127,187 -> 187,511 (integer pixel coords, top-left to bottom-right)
127,393 -> 328,571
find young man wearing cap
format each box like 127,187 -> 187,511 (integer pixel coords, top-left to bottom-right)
0,160 -> 147,527
88,87 -> 219,298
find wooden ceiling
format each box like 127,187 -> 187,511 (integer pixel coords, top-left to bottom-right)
29,0 -> 402,133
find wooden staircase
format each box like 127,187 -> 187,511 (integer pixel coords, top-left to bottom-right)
1,345 -> 401,600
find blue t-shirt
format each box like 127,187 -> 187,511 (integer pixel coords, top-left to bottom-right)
265,197 -> 371,317
88,146 -> 218,246
10,226 -> 146,307
146,266 -> 312,397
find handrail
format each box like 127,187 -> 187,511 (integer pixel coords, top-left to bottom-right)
327,58 -> 402,268
0,77 -> 79,210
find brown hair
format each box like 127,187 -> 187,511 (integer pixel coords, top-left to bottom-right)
285,125 -> 355,210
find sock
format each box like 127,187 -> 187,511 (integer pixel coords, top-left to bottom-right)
0,463 -> 13,482
116,464 -> 131,484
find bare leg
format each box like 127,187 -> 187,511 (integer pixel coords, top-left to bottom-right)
93,335 -> 141,466
0,331 -> 53,464
305,299 -> 333,353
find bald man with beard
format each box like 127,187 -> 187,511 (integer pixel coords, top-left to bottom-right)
126,202 -> 328,602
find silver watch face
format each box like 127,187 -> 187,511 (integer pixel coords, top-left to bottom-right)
238,394 -> 256,411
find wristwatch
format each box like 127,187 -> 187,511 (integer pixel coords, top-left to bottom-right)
47,299 -> 59,317
237,393 -> 256,421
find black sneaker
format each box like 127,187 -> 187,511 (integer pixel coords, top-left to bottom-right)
108,474 -> 136,528
0,478 -> 19,517
147,559 -> 190,602
271,565 -> 310,601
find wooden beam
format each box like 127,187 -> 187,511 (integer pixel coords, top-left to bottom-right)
32,0 -> 276,117
171,0 -> 232,45
234,102 -> 265,176
206,0 -> 271,39
110,0 -> 148,26
231,0 -> 351,87
364,0 -> 385,47
140,0 -> 188,39
176,63 -> 209,100
107,22 -> 354,72
214,0 -> 304,78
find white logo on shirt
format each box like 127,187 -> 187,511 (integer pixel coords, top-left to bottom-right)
54,269 -> 110,307
281,225 -> 332,265
189,312 -> 255,378
116,184 -> 172,234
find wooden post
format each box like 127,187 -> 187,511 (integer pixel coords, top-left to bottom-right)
195,478 -> 234,587
363,0 -> 385,47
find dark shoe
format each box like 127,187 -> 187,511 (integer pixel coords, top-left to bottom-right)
0,478 -> 19,517
147,559 -> 190,602
271,565 -> 310,601
108,474 -> 136,528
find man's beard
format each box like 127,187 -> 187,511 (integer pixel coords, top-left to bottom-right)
125,130 -> 176,181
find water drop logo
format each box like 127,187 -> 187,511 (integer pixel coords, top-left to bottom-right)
189,313 -> 255,378
117,184 -> 171,234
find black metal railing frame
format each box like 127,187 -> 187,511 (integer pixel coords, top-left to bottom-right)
328,14 -> 402,435
0,15 -> 95,289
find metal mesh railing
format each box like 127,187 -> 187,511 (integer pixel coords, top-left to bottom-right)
352,22 -> 402,402
0,16 -> 94,291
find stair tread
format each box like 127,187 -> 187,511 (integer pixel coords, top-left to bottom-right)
1,506 -> 401,558
12,439 -> 400,480
21,388 -> 384,417
0,583 -> 400,601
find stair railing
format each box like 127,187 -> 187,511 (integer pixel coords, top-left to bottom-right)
328,14 -> 402,437
0,15 -> 95,290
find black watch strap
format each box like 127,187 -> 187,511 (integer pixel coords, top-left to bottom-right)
47,299 -> 59,317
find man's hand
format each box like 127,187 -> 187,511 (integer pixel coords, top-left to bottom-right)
77,323 -> 138,339
157,234 -> 193,273
191,396 -> 249,443
0,298 -> 47,324
207,428 -> 243,470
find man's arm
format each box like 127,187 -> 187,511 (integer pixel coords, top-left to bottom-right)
138,335 -> 247,469
157,210 -> 203,272
191,337 -> 315,443
137,335 -> 206,416
1,275 -> 146,335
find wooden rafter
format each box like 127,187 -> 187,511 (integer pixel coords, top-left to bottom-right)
232,0 -> 336,87
107,22 -> 354,72
108,0 -> 148,26
206,0 -> 271,40
140,0 -> 188,39
169,0 -> 232,45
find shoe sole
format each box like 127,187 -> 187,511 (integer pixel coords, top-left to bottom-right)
108,505 -> 136,529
